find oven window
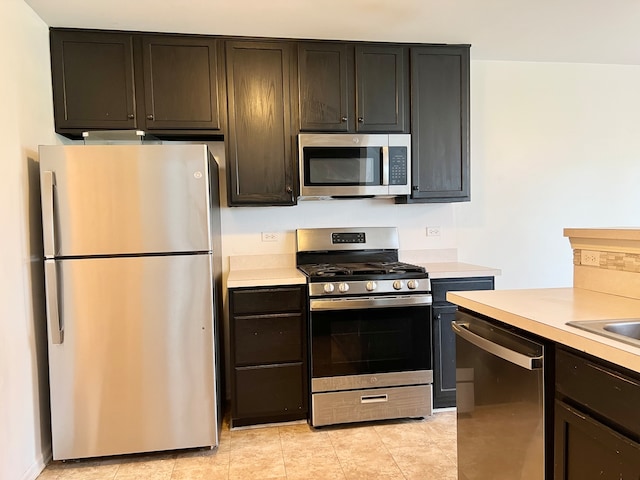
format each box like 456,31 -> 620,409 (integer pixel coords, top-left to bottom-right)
311,305 -> 431,378
304,147 -> 381,186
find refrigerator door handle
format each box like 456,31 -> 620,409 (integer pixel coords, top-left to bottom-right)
44,259 -> 63,344
42,171 -> 56,258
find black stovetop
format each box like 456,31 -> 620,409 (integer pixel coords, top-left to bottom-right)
298,261 -> 427,282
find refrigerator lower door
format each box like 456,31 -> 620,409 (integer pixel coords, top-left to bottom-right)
47,254 -> 219,460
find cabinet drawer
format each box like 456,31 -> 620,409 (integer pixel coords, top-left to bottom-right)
230,287 -> 303,314
234,313 -> 302,365
234,364 -> 305,418
556,349 -> 640,438
432,277 -> 494,304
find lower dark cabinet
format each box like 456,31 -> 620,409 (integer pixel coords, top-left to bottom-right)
229,285 -> 308,427
431,276 -> 494,408
234,364 -> 305,421
555,400 -> 640,479
432,304 -> 458,408
554,348 -> 640,479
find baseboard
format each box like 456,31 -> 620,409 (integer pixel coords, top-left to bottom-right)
21,444 -> 52,480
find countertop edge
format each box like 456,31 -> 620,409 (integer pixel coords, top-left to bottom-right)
227,268 -> 307,289
423,262 -> 501,279
447,288 -> 640,374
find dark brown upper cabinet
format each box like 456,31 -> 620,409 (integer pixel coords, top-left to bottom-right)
141,36 -> 222,131
399,46 -> 470,203
225,40 -> 297,206
50,30 -> 137,132
50,29 -> 224,138
298,43 -> 408,133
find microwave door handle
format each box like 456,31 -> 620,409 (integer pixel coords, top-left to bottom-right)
381,146 -> 389,186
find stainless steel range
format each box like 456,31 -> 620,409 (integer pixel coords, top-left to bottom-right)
296,227 -> 433,427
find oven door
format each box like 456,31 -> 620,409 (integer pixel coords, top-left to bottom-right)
309,295 -> 432,393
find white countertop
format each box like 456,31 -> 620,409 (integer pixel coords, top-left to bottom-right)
226,267 -> 307,288
421,262 -> 501,279
447,287 -> 640,373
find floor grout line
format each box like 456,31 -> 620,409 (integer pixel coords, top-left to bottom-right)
40,413 -> 457,480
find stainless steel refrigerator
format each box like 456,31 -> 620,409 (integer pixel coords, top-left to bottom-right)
39,143 -> 224,460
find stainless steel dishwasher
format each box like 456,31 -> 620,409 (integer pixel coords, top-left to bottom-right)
452,310 -> 548,480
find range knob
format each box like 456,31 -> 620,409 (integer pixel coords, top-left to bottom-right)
407,280 -> 419,290
338,282 -> 350,293
323,283 -> 335,294
393,280 -> 403,290
366,281 -> 377,292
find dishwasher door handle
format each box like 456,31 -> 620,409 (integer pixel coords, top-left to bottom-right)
452,321 -> 543,370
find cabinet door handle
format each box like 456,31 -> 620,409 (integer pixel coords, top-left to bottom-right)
341,116 -> 347,122
357,116 -> 364,123
127,114 -> 134,119
286,185 -> 293,194
147,114 -> 154,120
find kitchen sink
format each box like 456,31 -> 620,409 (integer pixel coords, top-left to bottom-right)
566,319 -> 640,348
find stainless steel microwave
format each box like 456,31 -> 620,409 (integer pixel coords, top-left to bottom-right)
298,134 -> 411,198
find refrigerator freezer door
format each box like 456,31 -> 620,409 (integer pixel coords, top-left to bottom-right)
39,144 -> 214,257
48,254 -> 218,460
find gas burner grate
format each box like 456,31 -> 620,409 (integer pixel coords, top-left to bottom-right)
299,261 -> 426,278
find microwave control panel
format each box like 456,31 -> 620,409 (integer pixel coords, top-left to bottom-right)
389,147 -> 408,185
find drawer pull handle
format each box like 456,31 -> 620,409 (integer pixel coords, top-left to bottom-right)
361,394 -> 388,404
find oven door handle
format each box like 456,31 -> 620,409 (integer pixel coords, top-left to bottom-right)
310,294 -> 432,311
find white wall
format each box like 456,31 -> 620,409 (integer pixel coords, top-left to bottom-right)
0,1 -> 56,479
456,61 -> 640,289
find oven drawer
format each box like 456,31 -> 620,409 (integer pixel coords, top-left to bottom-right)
311,384 -> 432,427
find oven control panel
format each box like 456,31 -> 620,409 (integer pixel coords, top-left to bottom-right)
332,232 -> 365,244
309,279 -> 432,297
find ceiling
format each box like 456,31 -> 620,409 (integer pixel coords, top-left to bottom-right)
24,0 -> 640,65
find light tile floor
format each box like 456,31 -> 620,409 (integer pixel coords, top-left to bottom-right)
37,411 -> 457,480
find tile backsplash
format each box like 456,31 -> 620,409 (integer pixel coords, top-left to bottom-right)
574,249 -> 640,274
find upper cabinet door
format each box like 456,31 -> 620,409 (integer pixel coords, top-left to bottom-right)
298,43 -> 352,132
141,36 -> 222,131
225,41 -> 296,206
409,46 -> 470,202
50,30 -> 137,131
355,46 -> 409,133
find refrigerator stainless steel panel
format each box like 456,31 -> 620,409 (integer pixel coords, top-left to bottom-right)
40,144 -> 213,258
47,254 -> 218,460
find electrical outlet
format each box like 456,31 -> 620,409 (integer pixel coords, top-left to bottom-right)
426,226 -> 441,237
580,250 -> 600,266
261,232 -> 279,242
